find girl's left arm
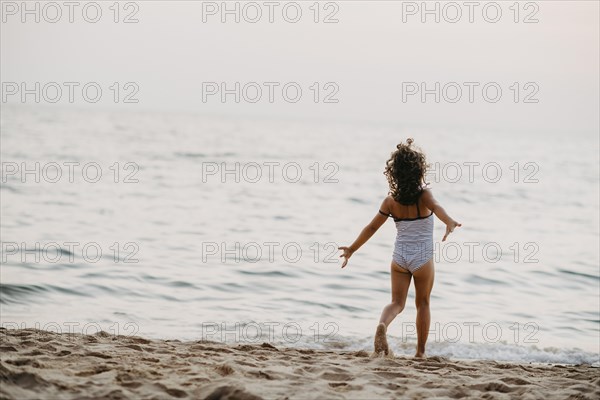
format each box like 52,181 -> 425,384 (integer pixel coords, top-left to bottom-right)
339,197 -> 390,268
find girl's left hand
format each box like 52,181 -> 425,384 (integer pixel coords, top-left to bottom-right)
338,246 -> 354,268
442,221 -> 462,242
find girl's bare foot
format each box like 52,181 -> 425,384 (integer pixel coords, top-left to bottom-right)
374,323 -> 389,355
414,351 -> 425,358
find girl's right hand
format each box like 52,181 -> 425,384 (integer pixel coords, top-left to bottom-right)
442,221 -> 462,242
338,246 -> 354,268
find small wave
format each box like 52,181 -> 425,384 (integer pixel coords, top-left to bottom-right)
424,341 -> 600,366
0,184 -> 19,193
0,283 -> 89,304
174,151 -> 237,159
193,326 -> 599,366
167,280 -> 197,289
0,284 -> 50,304
557,269 -> 599,282
466,274 -> 507,286
238,270 -> 291,277
174,152 -> 207,159
281,334 -> 600,366
4,245 -> 75,258
42,201 -> 77,207
347,197 -> 367,204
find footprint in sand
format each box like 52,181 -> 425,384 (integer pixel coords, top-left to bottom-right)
21,350 -> 44,356
328,382 -> 363,391
0,367 -> 50,390
320,371 -> 352,382
470,381 -> 514,393
128,337 -> 152,345
75,365 -> 112,376
500,377 -> 533,386
120,381 -> 143,389
5,359 -> 43,368
214,364 -> 235,376
247,370 -> 276,380
155,383 -> 188,398
375,371 -> 408,379
120,344 -> 144,351
236,360 -> 258,367
205,385 -> 262,400
84,351 -> 112,359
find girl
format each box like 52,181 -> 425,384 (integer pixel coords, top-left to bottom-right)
338,139 -> 461,358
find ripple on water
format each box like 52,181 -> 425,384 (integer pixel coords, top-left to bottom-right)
557,269 -> 599,282
238,269 -> 294,278
465,274 -> 508,286
0,283 -> 90,304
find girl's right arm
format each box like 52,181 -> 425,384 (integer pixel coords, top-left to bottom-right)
421,189 -> 461,241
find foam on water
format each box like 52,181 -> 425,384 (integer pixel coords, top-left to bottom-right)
272,333 -> 600,366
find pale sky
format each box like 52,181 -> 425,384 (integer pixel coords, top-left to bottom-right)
1,1 -> 599,134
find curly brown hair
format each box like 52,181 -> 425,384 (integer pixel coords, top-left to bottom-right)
384,138 -> 428,205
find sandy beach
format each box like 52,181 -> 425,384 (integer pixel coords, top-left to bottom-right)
0,328 -> 598,400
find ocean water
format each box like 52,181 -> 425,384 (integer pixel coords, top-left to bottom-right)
1,104 -> 598,365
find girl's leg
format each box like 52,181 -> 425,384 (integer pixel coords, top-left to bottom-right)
374,262 -> 412,355
379,262 -> 412,327
412,259 -> 435,358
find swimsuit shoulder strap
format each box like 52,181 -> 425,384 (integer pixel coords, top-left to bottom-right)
379,209 -> 390,218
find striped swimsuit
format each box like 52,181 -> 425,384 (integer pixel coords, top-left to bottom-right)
379,199 -> 434,273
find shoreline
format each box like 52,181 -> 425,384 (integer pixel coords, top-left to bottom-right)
1,328 -> 598,399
